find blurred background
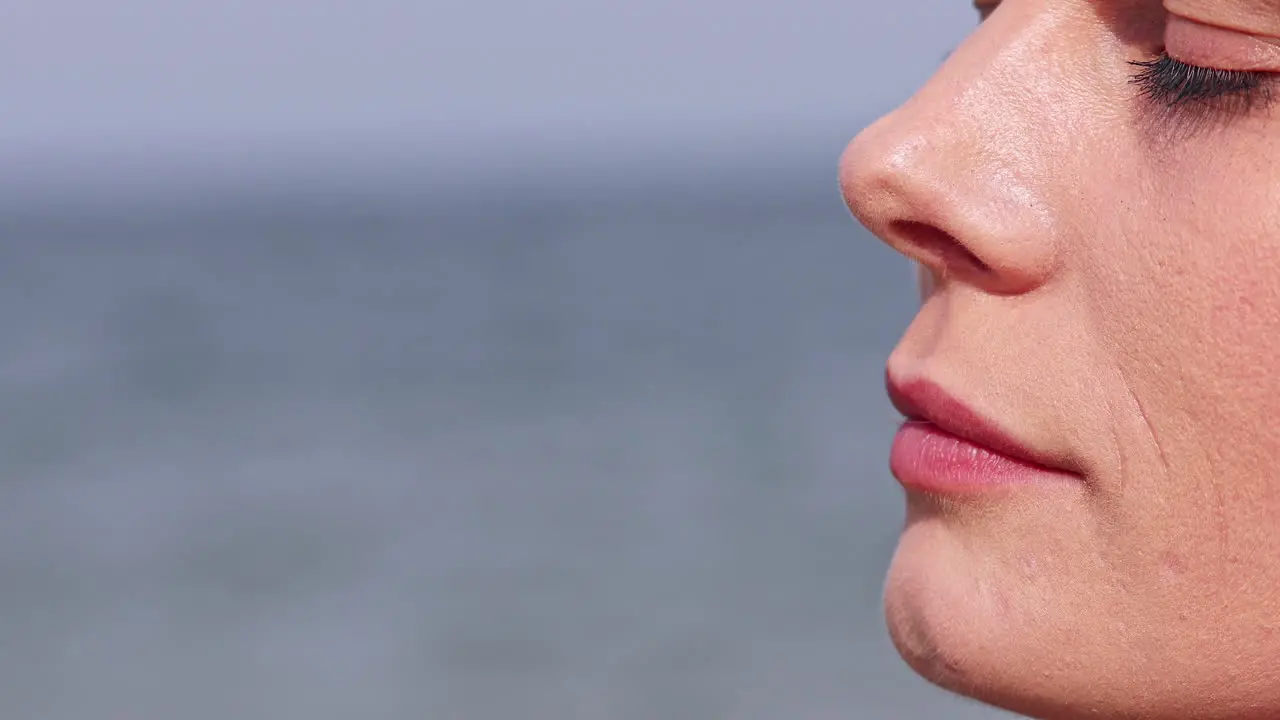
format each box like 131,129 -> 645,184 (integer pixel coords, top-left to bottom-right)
1,1 -> 1013,718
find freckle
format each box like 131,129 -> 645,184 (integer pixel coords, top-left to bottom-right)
1161,552 -> 1187,581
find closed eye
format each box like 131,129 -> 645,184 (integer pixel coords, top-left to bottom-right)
1130,54 -> 1277,118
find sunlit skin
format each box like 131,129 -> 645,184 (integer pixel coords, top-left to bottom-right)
841,1 -> 1280,718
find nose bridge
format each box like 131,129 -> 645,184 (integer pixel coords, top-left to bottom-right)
841,10 -> 1069,295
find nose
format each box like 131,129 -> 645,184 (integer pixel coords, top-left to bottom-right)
839,18 -> 1063,296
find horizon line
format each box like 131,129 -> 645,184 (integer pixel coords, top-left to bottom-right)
0,138 -> 855,216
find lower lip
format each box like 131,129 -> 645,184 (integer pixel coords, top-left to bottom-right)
890,421 -> 1071,494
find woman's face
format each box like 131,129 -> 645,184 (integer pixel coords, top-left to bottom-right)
841,1 -> 1280,718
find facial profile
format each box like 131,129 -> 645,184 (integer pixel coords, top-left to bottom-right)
841,1 -> 1280,718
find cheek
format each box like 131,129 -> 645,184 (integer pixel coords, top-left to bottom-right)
1081,151 -> 1280,581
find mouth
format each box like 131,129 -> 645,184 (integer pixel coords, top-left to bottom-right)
885,371 -> 1079,495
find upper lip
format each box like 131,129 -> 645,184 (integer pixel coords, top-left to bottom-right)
885,370 -> 1075,473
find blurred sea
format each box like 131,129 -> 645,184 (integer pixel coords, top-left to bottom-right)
0,168 -> 1008,719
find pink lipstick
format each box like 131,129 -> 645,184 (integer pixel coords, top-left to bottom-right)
886,374 -> 1077,494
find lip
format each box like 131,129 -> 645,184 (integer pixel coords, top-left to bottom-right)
886,372 -> 1078,494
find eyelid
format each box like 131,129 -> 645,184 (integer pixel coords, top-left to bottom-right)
1165,14 -> 1280,71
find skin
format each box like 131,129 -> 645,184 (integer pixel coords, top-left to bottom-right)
840,1 -> 1280,718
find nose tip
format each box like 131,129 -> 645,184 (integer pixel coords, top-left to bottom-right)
841,123 -> 985,289
839,103 -> 1057,297
839,117 -> 934,246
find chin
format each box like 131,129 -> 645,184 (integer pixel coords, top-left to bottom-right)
882,500 -> 1110,720
879,499 -> 1266,720
883,517 -> 1008,706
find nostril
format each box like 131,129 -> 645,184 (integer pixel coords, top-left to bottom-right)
889,220 -> 992,279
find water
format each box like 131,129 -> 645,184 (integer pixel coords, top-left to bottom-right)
0,176 -> 1008,719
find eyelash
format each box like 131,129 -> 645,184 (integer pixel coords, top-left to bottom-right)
1129,54 -> 1277,117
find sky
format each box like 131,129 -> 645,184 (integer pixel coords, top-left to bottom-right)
4,1 -> 974,174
